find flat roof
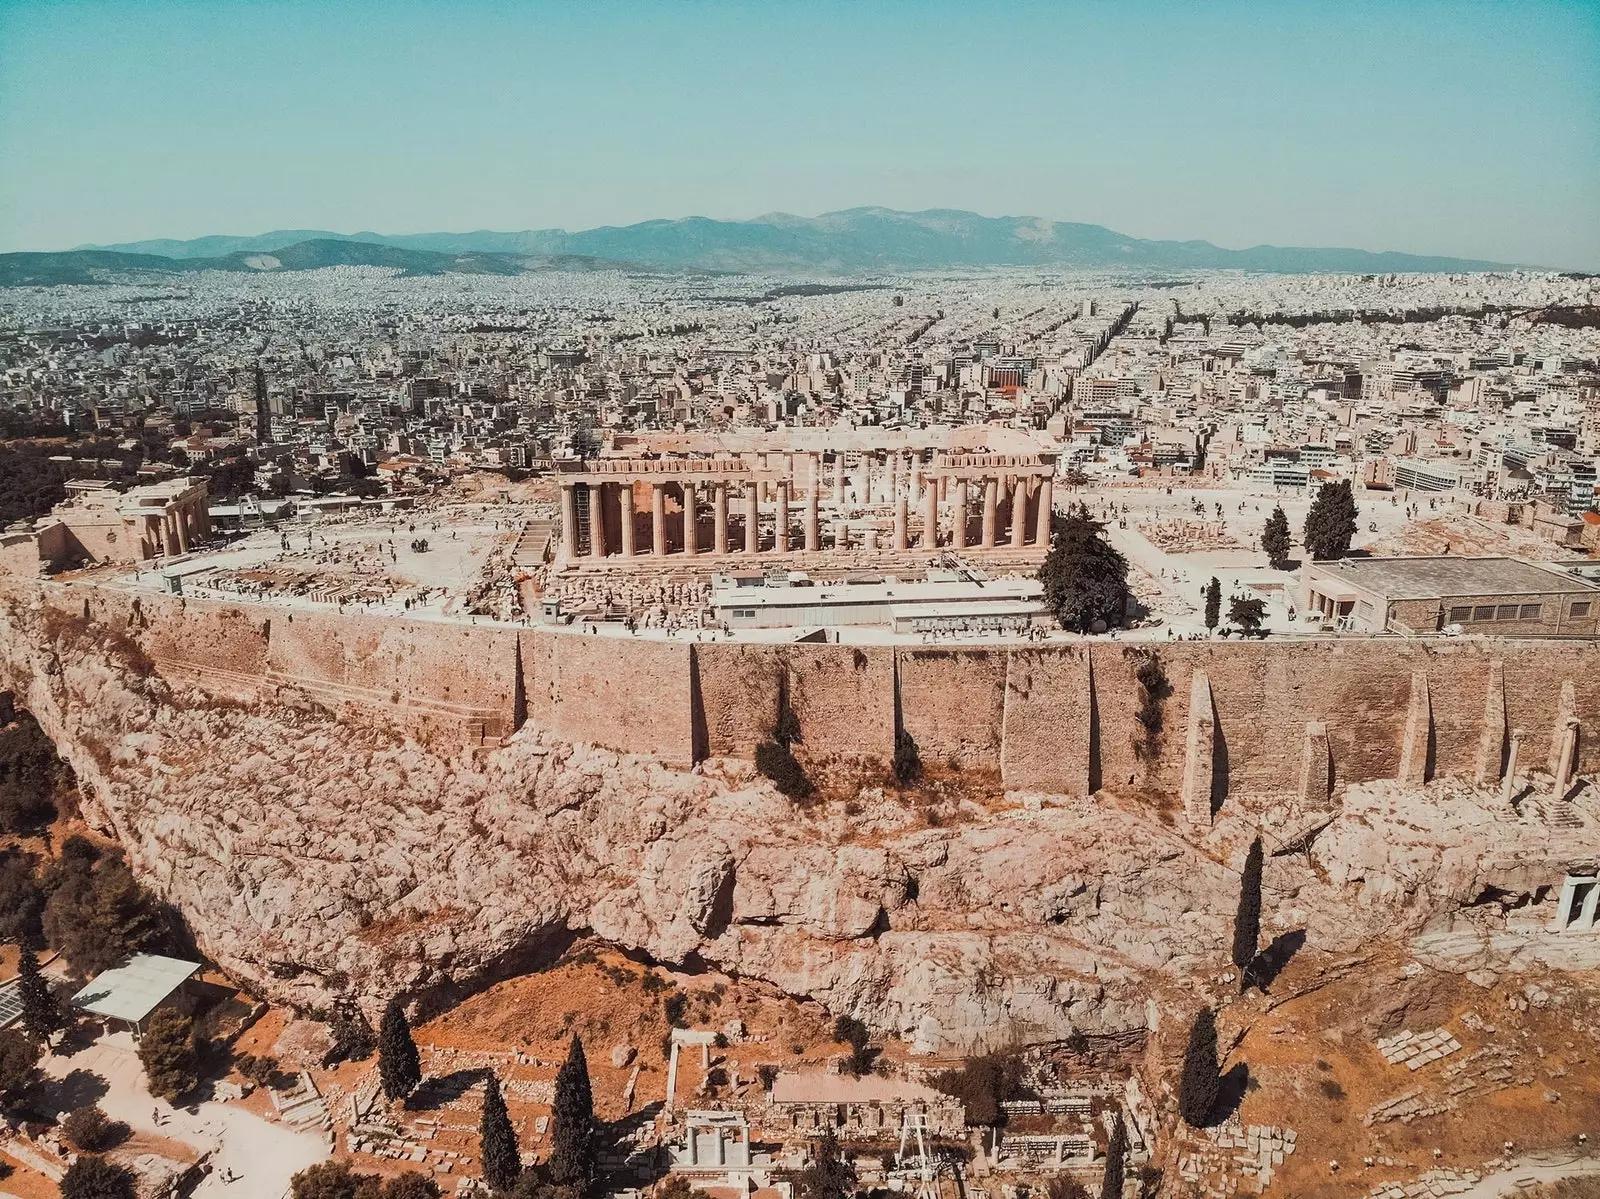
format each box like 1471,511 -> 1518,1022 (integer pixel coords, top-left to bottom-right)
71,953 -> 201,1024
1308,556 -> 1600,601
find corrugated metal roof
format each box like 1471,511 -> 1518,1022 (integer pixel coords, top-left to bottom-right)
70,954 -> 200,1024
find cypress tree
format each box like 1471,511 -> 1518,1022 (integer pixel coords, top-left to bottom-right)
1099,1112 -> 1127,1199
1178,1007 -> 1219,1128
479,1074 -> 521,1191
1203,577 -> 1221,630
1303,480 -> 1358,561
548,1035 -> 595,1191
17,943 -> 63,1046
1040,506 -> 1130,633
1231,837 -> 1264,986
1261,506 -> 1291,567
378,999 -> 421,1103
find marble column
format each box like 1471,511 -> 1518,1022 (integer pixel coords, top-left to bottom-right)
588,483 -> 607,558
833,454 -> 845,503
559,485 -> 577,559
922,479 -> 938,548
953,480 -> 969,549
1010,477 -> 1028,548
682,480 -> 698,557
776,481 -> 790,552
805,483 -> 820,551
618,484 -> 635,558
893,496 -> 909,551
744,486 -> 759,553
651,483 -> 667,557
713,482 -> 729,554
981,477 -> 998,548
174,509 -> 190,554
1034,477 -> 1054,544
890,454 -> 901,502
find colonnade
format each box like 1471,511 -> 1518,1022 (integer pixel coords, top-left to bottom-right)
558,451 -> 1055,562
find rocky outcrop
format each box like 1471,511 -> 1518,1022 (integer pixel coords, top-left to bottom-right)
0,592 -> 1591,1053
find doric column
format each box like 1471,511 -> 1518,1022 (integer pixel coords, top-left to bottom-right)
559,485 -> 577,559
1010,477 -> 1028,548
174,509 -> 190,554
890,454 -> 901,501
651,483 -> 667,557
805,483 -> 820,551
893,496 -> 909,551
776,481 -> 790,552
713,482 -> 729,554
1034,477 -> 1054,544
953,480 -> 969,549
618,483 -> 636,558
833,454 -> 845,503
922,478 -> 938,547
981,477 -> 998,548
588,483 -> 607,558
682,480 -> 698,557
744,485 -> 759,553
860,456 -> 872,505
908,462 -> 920,506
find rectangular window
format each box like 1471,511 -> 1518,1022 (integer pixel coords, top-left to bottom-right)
733,608 -> 756,619
1449,606 -> 1472,622
1520,604 -> 1542,620
1473,605 -> 1495,621
1571,601 -> 1592,618
1496,605 -> 1521,620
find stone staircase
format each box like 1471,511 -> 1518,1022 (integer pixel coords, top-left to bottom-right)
272,1070 -> 332,1132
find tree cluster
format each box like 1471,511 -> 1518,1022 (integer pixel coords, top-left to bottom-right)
1228,597 -> 1267,635
42,836 -> 174,977
138,1007 -> 203,1101
0,710 -> 66,834
795,1129 -> 856,1199
1039,506 -> 1130,633
60,1155 -> 137,1199
832,1015 -> 875,1077
290,1161 -> 441,1199
930,1052 -> 1029,1127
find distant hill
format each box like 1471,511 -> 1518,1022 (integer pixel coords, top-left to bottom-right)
0,238 -> 627,287
24,208 -> 1527,283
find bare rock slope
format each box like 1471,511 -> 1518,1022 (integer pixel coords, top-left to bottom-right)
1,596 -> 1589,1051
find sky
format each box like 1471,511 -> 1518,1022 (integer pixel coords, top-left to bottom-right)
1,0 -> 1598,267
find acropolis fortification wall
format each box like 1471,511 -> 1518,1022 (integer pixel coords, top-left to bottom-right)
27,580 -> 1600,803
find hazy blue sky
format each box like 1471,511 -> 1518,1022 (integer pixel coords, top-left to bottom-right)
2,0 -> 1598,266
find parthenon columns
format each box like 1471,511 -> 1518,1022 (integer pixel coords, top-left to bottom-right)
921,476 -> 937,547
682,481 -> 698,557
953,480 -> 969,550
893,495 -> 909,551
713,483 -> 729,555
618,484 -> 635,558
805,483 -> 820,551
1034,477 -> 1054,544
588,482 -> 607,558
651,483 -> 667,557
833,455 -> 845,503
775,482 -> 790,553
743,486 -> 759,553
981,478 -> 998,548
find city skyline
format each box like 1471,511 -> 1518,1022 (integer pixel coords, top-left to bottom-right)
1,0 -> 1598,268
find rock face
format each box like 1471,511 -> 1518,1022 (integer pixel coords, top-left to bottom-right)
0,596 -> 1591,1053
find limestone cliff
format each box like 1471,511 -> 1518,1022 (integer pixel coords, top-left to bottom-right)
1,593 -> 1592,1053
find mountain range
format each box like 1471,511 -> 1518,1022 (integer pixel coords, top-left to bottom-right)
1,208 -> 1521,286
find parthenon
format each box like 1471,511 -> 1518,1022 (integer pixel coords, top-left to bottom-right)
553,431 -> 1060,568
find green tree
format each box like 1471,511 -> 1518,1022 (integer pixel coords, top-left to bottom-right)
1100,1112 -> 1127,1199
0,711 -> 64,833
548,1036 -> 595,1192
59,1155 -> 136,1199
833,1015 -> 873,1077
62,1105 -> 126,1152
1039,506 -> 1130,633
1229,597 -> 1267,635
1178,1008 -> 1220,1128
290,1160 -> 373,1199
42,853 -> 171,977
480,1073 -> 522,1191
795,1129 -> 856,1199
383,1175 -> 443,1199
1261,505 -> 1292,567
1303,480 -> 1358,561
1232,838 -> 1264,987
378,999 -> 422,1102
0,848 -> 44,944
138,1007 -> 200,1101
1203,577 -> 1221,631
0,1027 -> 41,1102
17,943 -> 63,1046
